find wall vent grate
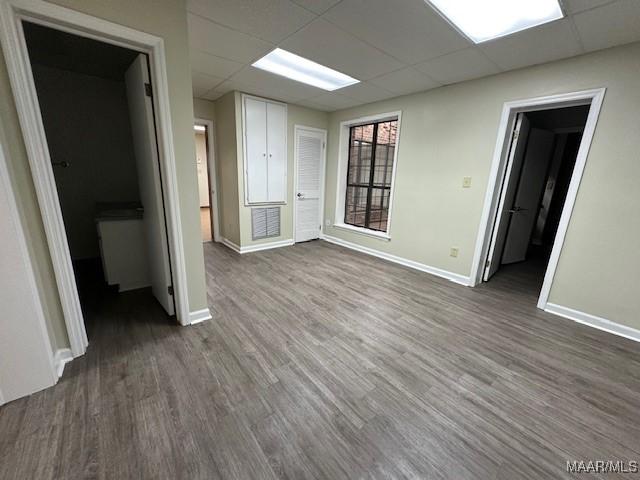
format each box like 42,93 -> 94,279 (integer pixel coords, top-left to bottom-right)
251,207 -> 280,240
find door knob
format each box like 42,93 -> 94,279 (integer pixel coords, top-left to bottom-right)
297,192 -> 304,198
508,206 -> 527,213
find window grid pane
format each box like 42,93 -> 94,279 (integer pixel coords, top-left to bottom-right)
344,119 -> 397,232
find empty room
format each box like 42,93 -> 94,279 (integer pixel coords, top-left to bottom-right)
0,0 -> 638,479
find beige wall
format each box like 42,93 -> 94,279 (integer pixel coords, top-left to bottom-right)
237,100 -> 329,246
193,97 -> 215,122
324,42 -> 640,330
0,0 -> 208,350
213,92 -> 329,247
213,91 -> 241,245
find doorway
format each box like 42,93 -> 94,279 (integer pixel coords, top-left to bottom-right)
22,22 -> 176,338
473,89 -> 605,309
194,120 -> 220,243
294,125 -> 327,243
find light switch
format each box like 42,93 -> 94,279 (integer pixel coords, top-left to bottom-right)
450,247 -> 459,258
462,176 -> 472,188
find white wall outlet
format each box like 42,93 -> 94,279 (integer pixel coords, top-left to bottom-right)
325,219 -> 331,227
462,176 -> 472,188
450,247 -> 459,258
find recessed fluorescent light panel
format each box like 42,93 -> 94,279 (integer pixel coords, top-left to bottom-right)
252,48 -> 359,91
427,0 -> 564,43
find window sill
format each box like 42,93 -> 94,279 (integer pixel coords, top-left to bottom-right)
333,223 -> 391,241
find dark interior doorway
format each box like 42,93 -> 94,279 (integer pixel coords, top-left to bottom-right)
485,105 -> 589,295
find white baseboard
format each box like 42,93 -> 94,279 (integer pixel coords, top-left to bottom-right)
53,348 -> 73,379
221,237 -> 294,254
221,237 -> 241,253
189,308 -> 212,325
241,239 -> 294,253
322,234 -> 471,286
545,303 -> 640,343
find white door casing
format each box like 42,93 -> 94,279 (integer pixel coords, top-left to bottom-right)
0,138 -> 57,404
294,126 -> 326,243
125,54 -> 174,315
502,127 -> 555,264
483,114 -> 531,280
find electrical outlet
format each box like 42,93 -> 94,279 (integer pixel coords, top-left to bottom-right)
325,219 -> 331,227
462,176 -> 472,188
450,247 -> 459,258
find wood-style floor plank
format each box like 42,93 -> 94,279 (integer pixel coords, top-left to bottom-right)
1,240 -> 639,479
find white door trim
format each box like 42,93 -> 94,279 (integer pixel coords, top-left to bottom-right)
293,124 -> 327,243
195,118 -> 221,243
0,129 -> 57,394
0,0 -> 192,356
470,88 -> 606,311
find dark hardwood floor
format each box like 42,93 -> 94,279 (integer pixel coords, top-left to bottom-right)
1,241 -> 639,479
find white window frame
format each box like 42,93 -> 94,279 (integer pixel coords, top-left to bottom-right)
333,111 -> 402,241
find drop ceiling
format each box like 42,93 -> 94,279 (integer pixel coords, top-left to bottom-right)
188,0 -> 640,111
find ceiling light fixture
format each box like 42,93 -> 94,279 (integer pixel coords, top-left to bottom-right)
194,125 -> 206,132
426,0 -> 564,43
252,48 -> 359,91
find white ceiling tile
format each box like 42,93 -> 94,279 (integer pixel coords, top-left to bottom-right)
338,82 -> 396,103
190,49 -> 244,79
573,0 -> 640,52
368,67 -> 440,95
280,19 -> 405,81
298,93 -> 361,111
295,99 -> 333,111
230,67 -> 324,99
323,0 -> 469,64
188,13 -> 273,63
290,0 -> 342,14
202,82 -> 235,101
415,48 -> 501,85
192,71 -> 225,97
563,0 -> 617,14
187,0 -> 316,43
480,19 -> 582,70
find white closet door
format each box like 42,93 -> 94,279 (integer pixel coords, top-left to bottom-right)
245,97 -> 268,203
295,127 -> 325,242
266,102 -> 287,203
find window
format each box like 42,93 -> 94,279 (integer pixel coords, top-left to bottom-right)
344,119 -> 398,233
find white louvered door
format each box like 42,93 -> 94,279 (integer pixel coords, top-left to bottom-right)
295,127 -> 325,243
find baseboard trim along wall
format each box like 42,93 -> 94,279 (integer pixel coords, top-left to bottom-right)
221,237 -> 241,253
545,303 -> 640,343
189,308 -> 212,325
53,348 -> 73,379
322,234 -> 471,286
221,237 -> 294,254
